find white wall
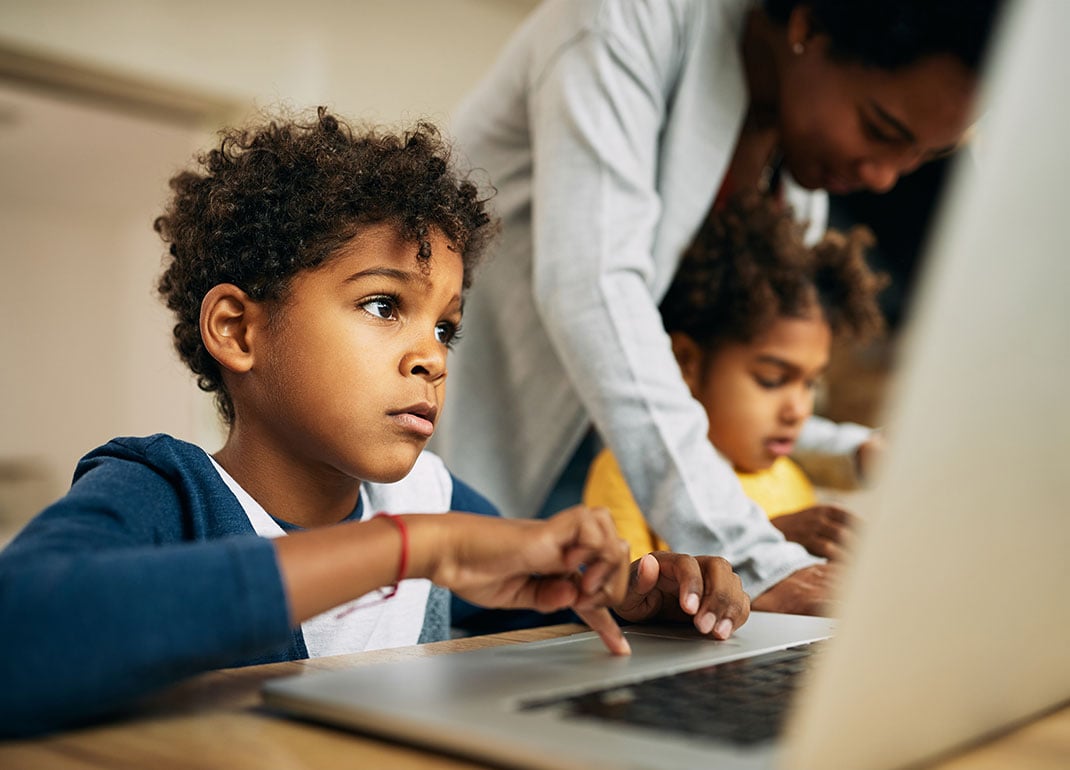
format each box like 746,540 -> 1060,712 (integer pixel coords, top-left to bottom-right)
0,83 -> 213,529
0,0 -> 537,533
0,0 -> 536,124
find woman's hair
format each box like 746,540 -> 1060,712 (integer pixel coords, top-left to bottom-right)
660,193 -> 886,352
155,107 -> 495,424
763,0 -> 1005,71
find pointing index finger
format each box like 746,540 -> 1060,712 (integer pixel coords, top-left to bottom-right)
576,607 -> 631,656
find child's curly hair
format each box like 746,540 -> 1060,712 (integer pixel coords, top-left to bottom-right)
155,107 -> 495,424
660,193 -> 886,351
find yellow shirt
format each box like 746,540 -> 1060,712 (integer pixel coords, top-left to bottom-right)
583,448 -> 817,562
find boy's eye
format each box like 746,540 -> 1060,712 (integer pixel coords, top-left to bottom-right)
361,296 -> 398,320
435,321 -> 463,347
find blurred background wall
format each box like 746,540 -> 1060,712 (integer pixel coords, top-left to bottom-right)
0,0 -> 539,536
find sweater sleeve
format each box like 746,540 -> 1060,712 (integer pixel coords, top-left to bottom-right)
525,3 -> 820,596
0,449 -> 292,737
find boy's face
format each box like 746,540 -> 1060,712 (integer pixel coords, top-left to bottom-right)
249,222 -> 463,484
685,314 -> 831,474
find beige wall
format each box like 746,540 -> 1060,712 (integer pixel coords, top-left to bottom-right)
0,0 -> 536,123
0,0 -> 537,533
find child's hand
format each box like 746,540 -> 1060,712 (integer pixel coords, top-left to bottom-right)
770,505 -> 859,561
613,552 -> 750,640
426,507 -> 632,654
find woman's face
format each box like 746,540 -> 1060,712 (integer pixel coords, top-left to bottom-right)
777,40 -> 977,195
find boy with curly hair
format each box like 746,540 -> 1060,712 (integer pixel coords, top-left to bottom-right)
0,108 -> 750,737
585,193 -> 886,563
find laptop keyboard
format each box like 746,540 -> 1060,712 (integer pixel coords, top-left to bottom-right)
520,642 -> 821,746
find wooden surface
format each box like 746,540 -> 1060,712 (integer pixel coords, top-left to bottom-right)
1,623 -> 1067,770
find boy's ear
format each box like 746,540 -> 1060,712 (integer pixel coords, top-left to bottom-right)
669,332 -> 704,392
200,284 -> 264,374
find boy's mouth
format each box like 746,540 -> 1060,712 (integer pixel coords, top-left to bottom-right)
389,402 -> 438,438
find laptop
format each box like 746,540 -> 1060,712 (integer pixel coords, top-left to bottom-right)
262,3 -> 1070,768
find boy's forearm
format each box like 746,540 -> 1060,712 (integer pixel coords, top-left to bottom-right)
276,515 -> 401,622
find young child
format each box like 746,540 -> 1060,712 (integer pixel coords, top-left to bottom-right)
0,109 -> 750,737
584,193 -> 886,563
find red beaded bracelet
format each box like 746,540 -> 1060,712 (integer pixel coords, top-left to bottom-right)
375,512 -> 408,600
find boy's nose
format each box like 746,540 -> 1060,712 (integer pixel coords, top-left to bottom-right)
402,336 -> 447,382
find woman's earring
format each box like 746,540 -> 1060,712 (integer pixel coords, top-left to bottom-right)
792,42 -> 805,55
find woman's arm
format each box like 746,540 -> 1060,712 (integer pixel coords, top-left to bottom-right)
525,3 -> 820,597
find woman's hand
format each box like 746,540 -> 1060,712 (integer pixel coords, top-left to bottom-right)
771,505 -> 859,561
613,552 -> 750,640
423,506 -> 633,654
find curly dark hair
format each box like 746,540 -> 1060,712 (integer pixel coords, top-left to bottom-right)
155,107 -> 495,424
763,0 -> 1006,71
659,193 -> 886,353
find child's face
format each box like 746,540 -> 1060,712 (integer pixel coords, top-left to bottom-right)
249,222 -> 463,484
685,314 -> 831,474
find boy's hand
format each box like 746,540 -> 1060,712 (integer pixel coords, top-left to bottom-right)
771,505 -> 858,561
429,507 -> 633,654
751,563 -> 840,616
613,552 -> 750,640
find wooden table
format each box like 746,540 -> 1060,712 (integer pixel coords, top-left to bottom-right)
2,623 -> 1067,769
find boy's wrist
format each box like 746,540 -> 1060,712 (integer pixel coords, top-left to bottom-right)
400,514 -> 449,586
